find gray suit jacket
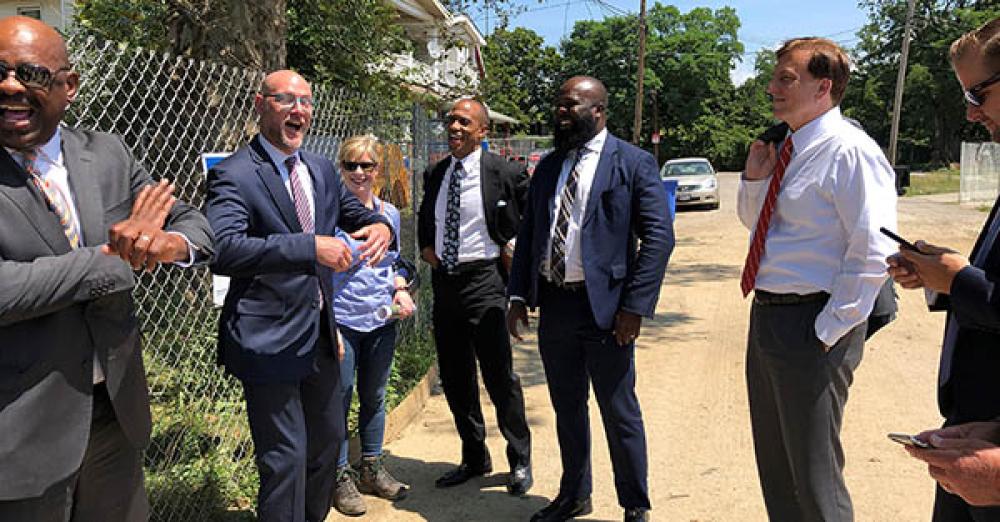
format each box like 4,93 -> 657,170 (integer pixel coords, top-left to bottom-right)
0,127 -> 213,499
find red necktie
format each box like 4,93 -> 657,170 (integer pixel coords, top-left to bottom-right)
740,138 -> 794,297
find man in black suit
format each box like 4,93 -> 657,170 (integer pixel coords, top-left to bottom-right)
0,16 -> 213,520
417,98 -> 532,495
507,76 -> 673,522
889,17 -> 1000,521
205,70 -> 391,522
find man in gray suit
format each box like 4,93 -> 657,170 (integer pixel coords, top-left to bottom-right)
0,16 -> 213,521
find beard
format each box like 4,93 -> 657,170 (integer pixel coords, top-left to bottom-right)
553,112 -> 598,152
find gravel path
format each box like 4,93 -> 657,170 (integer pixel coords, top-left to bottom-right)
328,172 -> 989,521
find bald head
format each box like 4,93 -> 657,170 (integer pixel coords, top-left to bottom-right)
453,98 -> 490,127
0,16 -> 69,67
255,69 -> 313,154
561,76 -> 608,108
0,16 -> 78,151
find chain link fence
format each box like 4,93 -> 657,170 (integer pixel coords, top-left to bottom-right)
64,34 -> 443,520
960,141 -> 1000,205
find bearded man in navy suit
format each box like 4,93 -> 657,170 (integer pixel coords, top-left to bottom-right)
507,76 -> 674,522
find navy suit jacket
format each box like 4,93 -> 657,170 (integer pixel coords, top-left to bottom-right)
508,133 -> 674,330
205,136 -> 388,383
932,195 -> 1000,420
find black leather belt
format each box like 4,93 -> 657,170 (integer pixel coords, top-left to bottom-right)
754,289 -> 829,305
440,258 -> 497,276
544,279 -> 586,292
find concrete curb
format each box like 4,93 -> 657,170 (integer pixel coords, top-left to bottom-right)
347,363 -> 438,461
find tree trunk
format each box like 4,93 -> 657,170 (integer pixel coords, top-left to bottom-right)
170,0 -> 287,71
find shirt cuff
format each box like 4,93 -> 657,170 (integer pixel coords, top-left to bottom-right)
509,295 -> 526,305
168,231 -> 197,267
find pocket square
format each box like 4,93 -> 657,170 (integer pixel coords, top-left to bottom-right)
496,200 -> 508,208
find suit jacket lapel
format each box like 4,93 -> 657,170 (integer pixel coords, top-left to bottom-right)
0,147 -> 69,252
540,151 -> 566,231
583,135 -> 618,227
302,152 -> 328,234
250,136 -> 302,233
480,152 -> 500,230
62,128 -> 103,248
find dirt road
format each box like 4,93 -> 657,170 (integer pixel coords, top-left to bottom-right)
329,173 -> 987,521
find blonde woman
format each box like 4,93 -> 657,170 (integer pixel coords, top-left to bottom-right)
330,135 -> 415,516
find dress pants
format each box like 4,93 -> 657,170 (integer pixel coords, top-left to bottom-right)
0,383 -> 148,522
536,281 -> 650,509
746,293 -> 864,522
243,323 -> 343,522
431,261 -> 531,469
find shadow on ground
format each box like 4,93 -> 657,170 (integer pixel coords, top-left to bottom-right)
665,263 -> 741,287
379,452 -> 558,521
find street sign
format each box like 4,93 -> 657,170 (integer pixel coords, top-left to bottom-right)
651,132 -> 660,144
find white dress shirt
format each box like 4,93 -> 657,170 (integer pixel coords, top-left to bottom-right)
542,128 -> 608,283
434,147 -> 499,262
737,107 -> 897,346
259,136 -> 315,218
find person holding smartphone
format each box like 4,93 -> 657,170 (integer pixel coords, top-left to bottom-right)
888,17 -> 1000,520
329,135 -> 415,517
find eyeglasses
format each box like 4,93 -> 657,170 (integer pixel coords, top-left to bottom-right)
262,93 -> 314,108
964,71 -> 1000,107
342,161 -> 377,172
0,61 -> 71,90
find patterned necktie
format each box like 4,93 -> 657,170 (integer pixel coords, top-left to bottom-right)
24,149 -> 80,248
740,138 -> 794,297
285,155 -> 314,233
550,151 -> 583,285
440,161 -> 463,271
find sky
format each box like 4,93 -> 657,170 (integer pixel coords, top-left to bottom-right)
464,0 -> 870,85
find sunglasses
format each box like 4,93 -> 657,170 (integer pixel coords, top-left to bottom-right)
964,71 -> 1000,107
0,61 -> 71,90
342,161 -> 377,172
262,93 -> 314,108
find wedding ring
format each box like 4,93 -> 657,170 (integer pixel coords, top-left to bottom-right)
138,234 -> 151,242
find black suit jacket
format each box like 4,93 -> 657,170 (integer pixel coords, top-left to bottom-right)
933,196 -> 1000,421
417,151 -> 528,255
0,128 -> 213,499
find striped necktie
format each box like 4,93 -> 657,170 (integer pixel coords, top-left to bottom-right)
550,152 -> 582,284
740,138 -> 794,297
285,155 -> 314,233
23,149 -> 80,248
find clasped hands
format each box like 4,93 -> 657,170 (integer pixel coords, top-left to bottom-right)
886,240 -> 969,294
102,179 -> 188,272
316,223 -> 391,272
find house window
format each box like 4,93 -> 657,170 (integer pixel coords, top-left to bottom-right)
17,6 -> 42,20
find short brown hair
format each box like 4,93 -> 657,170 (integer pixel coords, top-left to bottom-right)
776,37 -> 851,105
950,17 -> 1000,71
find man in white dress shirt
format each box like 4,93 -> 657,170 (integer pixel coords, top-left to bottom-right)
737,37 -> 897,522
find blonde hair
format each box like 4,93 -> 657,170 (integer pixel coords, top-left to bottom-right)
951,18 -> 1000,70
337,134 -> 383,166
776,37 -> 851,105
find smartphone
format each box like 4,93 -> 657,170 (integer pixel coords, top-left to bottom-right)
879,227 -> 919,252
887,432 -> 932,449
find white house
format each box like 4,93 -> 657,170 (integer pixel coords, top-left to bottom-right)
0,0 -> 73,30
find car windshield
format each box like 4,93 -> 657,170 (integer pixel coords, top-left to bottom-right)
662,161 -> 713,177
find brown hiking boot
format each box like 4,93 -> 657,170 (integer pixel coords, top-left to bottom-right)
333,466 -> 366,516
357,455 -> 409,500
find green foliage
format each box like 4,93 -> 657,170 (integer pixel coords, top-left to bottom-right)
482,27 -> 561,134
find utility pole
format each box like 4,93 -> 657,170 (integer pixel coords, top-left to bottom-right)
652,89 -> 660,162
888,0 -> 917,166
632,0 -> 647,144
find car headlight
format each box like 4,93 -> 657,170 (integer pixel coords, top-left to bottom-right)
701,178 -> 718,189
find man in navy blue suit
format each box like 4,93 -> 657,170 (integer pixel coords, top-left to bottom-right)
890,18 -> 1000,520
205,70 -> 392,522
507,76 -> 674,522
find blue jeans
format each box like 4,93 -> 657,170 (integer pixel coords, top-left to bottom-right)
337,322 -> 398,467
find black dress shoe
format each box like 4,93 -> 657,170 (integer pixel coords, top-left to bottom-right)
530,496 -> 592,522
506,464 -> 532,496
434,462 -> 491,488
624,507 -> 650,521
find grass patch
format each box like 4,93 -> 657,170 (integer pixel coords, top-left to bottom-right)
905,168 -> 960,196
